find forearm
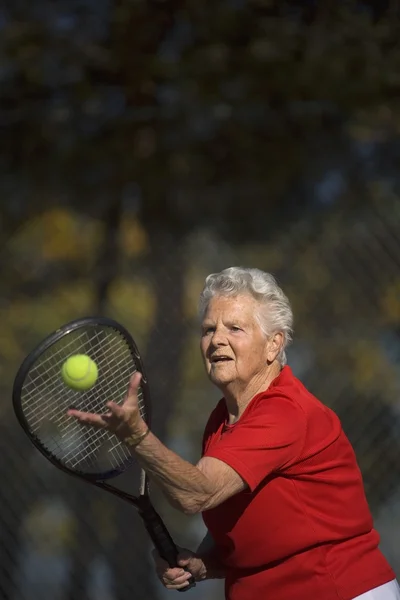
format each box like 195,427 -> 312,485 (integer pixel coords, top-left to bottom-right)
131,426 -> 214,514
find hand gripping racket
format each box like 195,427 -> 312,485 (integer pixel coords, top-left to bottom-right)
12,317 -> 196,592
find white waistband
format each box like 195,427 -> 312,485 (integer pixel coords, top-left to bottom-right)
353,580 -> 400,600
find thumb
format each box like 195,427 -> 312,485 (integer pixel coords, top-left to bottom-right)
177,558 -> 191,568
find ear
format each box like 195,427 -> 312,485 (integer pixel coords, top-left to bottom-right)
266,332 -> 284,364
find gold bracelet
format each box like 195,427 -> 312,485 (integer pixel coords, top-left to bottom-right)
123,427 -> 150,448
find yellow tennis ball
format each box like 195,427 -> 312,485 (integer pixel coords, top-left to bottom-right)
61,354 -> 98,391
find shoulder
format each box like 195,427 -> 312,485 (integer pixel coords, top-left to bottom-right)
244,390 -> 308,441
243,367 -> 313,432
255,367 -> 343,449
247,368 -> 307,419
254,366 -> 326,417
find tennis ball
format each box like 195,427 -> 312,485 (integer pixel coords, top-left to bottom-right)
61,354 -> 98,391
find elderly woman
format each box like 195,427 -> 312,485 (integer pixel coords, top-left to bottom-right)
69,267 -> 398,600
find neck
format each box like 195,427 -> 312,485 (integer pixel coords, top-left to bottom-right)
222,361 -> 283,424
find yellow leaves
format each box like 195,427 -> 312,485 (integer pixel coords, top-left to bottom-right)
23,499 -> 76,554
351,340 -> 380,390
180,333 -> 202,387
0,208 -> 149,404
53,284 -> 95,319
0,283 -> 93,397
350,339 -> 397,396
9,285 -> 93,328
0,324 -> 22,364
297,247 -> 330,293
120,216 -> 148,257
8,208 -> 148,268
7,207 -> 101,265
40,208 -> 101,262
0,277 -> 156,416
381,280 -> 400,325
109,279 -> 155,339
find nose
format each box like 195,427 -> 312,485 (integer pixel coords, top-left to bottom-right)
210,328 -> 228,347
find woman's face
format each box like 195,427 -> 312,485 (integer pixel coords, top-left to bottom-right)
200,294 -> 280,390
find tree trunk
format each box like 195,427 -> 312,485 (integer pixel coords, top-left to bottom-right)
143,229 -> 189,443
66,196 -> 127,600
110,228 -> 190,600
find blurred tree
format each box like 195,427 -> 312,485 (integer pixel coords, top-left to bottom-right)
1,0 -> 400,241
2,1 -> 400,598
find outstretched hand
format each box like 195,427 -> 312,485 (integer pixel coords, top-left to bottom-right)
67,371 -> 147,441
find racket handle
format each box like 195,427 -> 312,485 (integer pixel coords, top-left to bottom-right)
139,504 -> 196,592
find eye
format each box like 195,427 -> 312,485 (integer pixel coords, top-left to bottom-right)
231,326 -> 242,332
202,326 -> 215,336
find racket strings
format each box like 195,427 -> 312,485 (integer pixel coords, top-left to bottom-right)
20,326 -> 147,475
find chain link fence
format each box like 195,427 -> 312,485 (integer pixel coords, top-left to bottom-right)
1,198 -> 400,599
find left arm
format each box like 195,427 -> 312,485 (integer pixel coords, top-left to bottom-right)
132,425 -> 247,514
68,372 -> 305,513
68,372 -> 246,515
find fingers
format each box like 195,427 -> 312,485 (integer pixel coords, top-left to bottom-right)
151,549 -> 194,590
67,409 -> 108,429
157,567 -> 193,590
105,401 -> 125,419
124,372 -> 142,406
164,574 -> 192,590
67,371 -> 142,431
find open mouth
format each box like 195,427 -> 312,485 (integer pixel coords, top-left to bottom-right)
210,356 -> 232,363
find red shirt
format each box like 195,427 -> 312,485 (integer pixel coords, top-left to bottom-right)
202,366 -> 394,600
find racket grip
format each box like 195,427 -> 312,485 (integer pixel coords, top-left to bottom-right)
139,504 -> 196,592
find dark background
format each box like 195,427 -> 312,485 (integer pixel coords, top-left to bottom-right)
1,2 -> 400,599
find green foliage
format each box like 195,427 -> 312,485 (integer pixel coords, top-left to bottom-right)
2,1 -> 400,236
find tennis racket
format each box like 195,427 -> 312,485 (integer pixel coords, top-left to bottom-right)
12,316 -> 196,592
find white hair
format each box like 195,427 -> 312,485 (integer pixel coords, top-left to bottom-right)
198,267 -> 293,366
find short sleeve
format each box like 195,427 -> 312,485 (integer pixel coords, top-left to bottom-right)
203,393 -> 306,491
